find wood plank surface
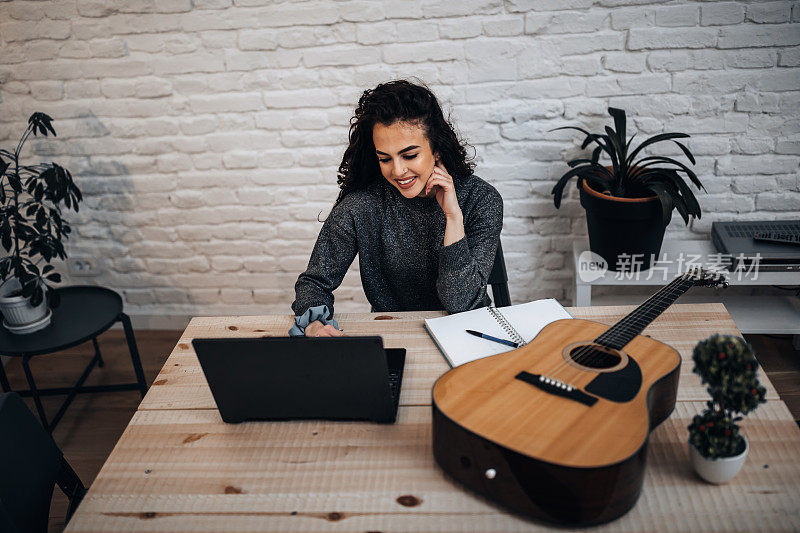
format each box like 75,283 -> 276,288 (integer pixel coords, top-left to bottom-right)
67,402 -> 800,532
65,304 -> 800,532
137,304 -> 777,412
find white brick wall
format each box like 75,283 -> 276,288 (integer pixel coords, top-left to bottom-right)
0,0 -> 798,323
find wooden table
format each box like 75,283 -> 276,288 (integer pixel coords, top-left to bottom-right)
66,304 -> 800,532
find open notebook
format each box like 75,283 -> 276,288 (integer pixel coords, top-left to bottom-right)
424,298 -> 573,368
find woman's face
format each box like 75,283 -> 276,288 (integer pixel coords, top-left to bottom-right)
373,121 -> 437,199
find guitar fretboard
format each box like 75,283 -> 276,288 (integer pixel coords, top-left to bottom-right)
594,275 -> 695,350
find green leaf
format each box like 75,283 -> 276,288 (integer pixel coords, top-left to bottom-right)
635,155 -> 705,191
567,158 -> 594,168
549,125 -> 593,136
673,141 -> 696,165
30,285 -> 44,307
49,288 -> 61,308
28,112 -> 56,137
604,126 -> 624,179
580,174 -> 613,194
626,132 -> 690,167
582,133 -> 611,153
608,107 -> 627,158
21,278 -> 36,298
591,145 -> 602,165
625,133 -> 637,153
8,173 -> 22,194
648,169 -> 701,218
549,126 -> 616,165
645,181 -> 674,227
658,178 -> 689,224
551,164 -> 611,208
1,229 -> 10,252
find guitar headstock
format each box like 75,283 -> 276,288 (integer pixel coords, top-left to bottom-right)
685,267 -> 729,288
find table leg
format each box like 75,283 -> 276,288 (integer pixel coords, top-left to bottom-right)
575,284 -> 592,307
0,359 -> 11,392
92,337 -> 104,368
119,313 -> 147,397
21,354 -> 49,432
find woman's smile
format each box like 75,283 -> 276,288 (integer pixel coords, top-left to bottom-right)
395,176 -> 417,189
373,121 -> 437,198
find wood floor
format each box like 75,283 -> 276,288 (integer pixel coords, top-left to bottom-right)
1,329 -> 183,533
0,329 -> 798,532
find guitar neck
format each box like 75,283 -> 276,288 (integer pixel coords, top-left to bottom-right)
594,275 -> 695,350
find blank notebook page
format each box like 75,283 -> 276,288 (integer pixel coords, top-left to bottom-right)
424,298 -> 572,367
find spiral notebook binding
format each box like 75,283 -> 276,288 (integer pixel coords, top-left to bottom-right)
488,306 -> 527,346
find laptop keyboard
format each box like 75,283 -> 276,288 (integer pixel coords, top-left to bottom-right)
388,370 -> 401,402
724,221 -> 800,238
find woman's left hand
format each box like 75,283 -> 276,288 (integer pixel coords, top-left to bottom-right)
425,160 -> 462,220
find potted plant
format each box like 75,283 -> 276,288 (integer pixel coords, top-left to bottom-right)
687,334 -> 766,484
0,112 -> 82,333
550,107 -> 704,270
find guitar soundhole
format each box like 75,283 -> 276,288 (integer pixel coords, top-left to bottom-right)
568,343 -> 622,370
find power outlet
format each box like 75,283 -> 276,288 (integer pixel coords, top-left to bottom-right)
68,257 -> 99,277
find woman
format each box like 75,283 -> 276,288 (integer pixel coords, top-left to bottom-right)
290,80 -> 503,337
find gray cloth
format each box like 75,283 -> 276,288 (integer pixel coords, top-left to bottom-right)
289,304 -> 339,336
291,173 -> 503,318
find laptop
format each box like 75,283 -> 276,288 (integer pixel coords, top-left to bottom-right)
191,336 -> 406,424
711,220 -> 800,272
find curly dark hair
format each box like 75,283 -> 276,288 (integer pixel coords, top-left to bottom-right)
335,79 -> 475,205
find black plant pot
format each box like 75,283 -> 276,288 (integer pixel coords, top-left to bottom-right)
579,181 -> 667,271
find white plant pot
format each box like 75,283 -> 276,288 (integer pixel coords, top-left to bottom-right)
690,435 -> 749,484
0,278 -> 50,333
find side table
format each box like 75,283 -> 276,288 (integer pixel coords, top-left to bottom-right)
0,286 -> 148,433
572,239 -> 800,344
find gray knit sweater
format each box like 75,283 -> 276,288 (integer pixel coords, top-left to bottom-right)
291,174 -> 504,317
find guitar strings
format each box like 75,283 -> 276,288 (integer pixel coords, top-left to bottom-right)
524,267 -> 715,385
598,281 -> 691,344
538,274 -> 692,382
566,276 -> 697,375
568,282 -> 685,371
541,281 -> 684,382
599,281 -> 693,346
573,281 -> 689,367
570,268 -> 718,370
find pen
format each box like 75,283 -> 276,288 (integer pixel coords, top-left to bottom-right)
466,329 -> 518,348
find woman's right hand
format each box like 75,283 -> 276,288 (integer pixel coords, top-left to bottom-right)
304,320 -> 344,337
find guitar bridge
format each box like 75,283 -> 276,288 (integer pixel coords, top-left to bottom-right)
515,371 -> 598,407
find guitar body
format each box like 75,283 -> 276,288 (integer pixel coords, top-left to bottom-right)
432,318 -> 681,526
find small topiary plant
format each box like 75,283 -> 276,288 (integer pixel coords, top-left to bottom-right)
688,334 -> 767,459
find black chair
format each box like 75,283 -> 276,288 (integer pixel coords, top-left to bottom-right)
488,241 -> 511,307
0,392 -> 86,533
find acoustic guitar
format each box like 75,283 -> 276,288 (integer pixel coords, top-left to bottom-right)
432,269 -> 728,526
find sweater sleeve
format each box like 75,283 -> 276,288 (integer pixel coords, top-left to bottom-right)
291,199 -> 358,318
436,185 -> 504,314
